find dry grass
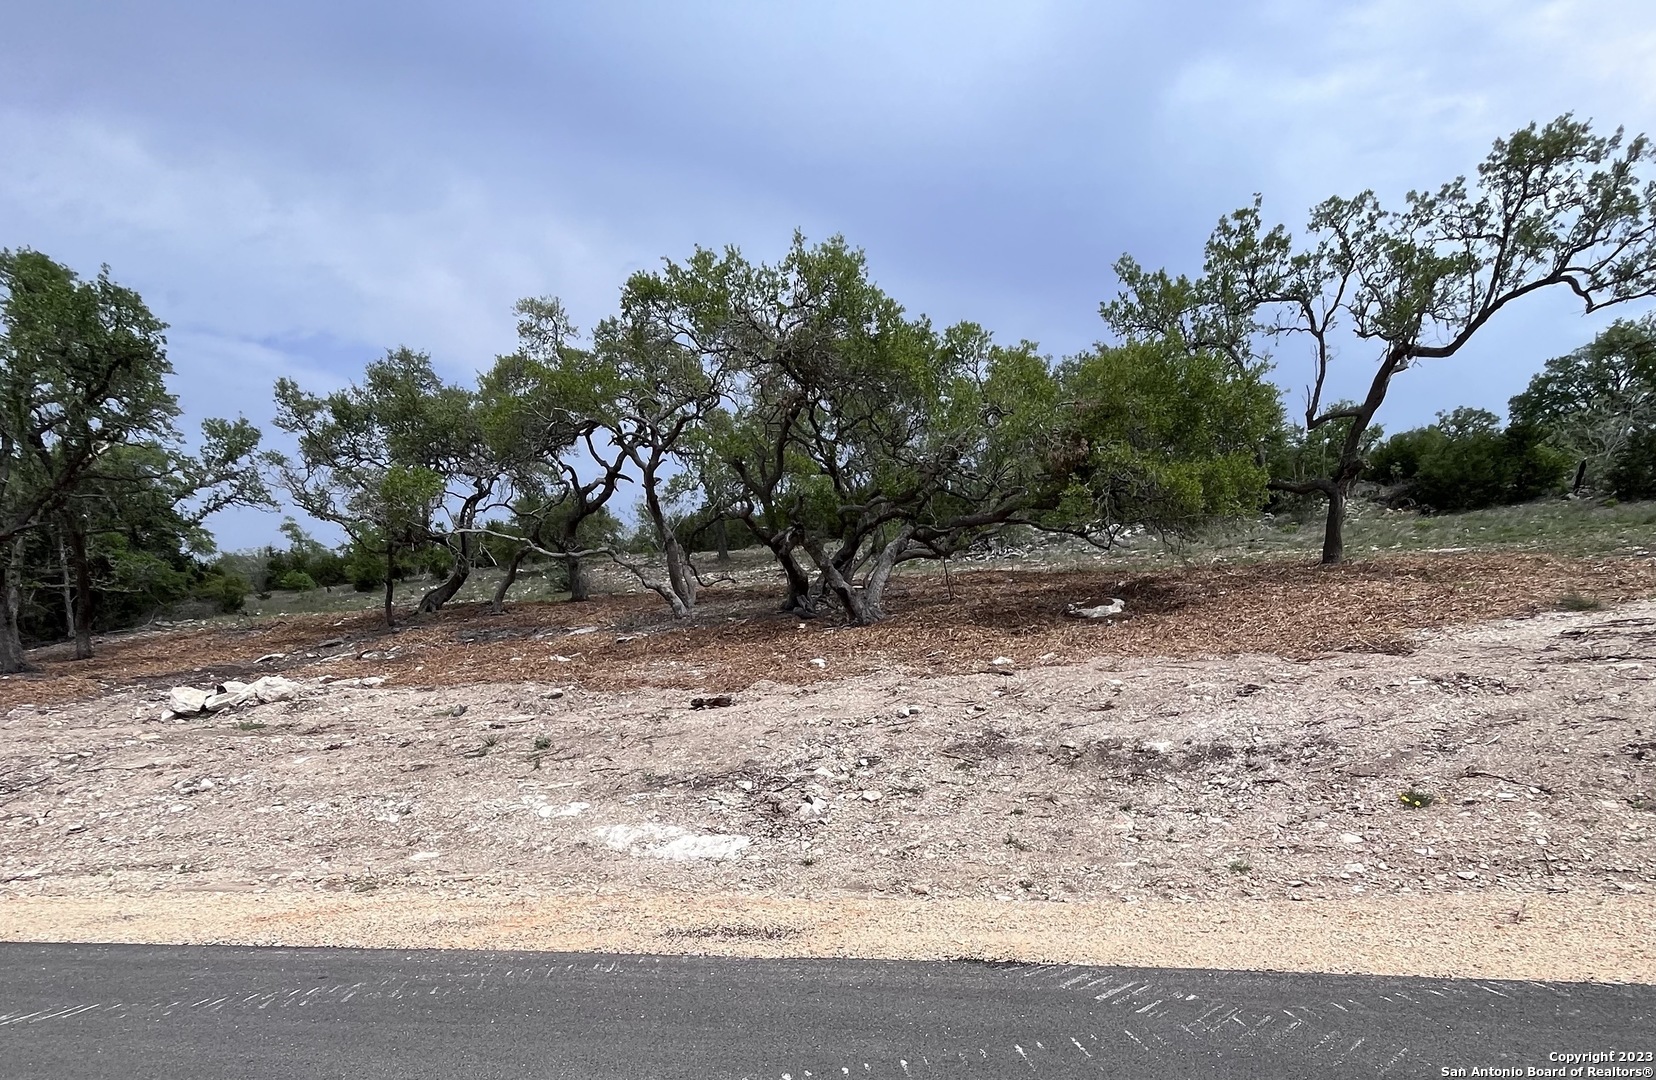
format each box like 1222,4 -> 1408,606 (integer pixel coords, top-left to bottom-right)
3,550 -> 1652,709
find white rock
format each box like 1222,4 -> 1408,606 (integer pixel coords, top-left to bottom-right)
1065,598 -> 1126,619
861,789 -> 883,802
202,690 -> 250,711
168,687 -> 209,714
809,658 -> 827,669
359,676 -> 387,688
990,656 -> 1013,667
408,851 -> 441,862
592,823 -> 750,861
536,801 -> 590,819
796,797 -> 829,822
1339,833 -> 1364,845
249,676 -> 299,704
254,653 -> 285,664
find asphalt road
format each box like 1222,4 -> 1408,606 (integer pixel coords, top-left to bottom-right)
0,943 -> 1650,1079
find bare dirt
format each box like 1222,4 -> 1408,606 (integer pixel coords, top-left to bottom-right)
2,551 -> 1654,981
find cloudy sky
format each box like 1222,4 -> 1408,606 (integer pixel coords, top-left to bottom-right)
4,0 -> 1655,548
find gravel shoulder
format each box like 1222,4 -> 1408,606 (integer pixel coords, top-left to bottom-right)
3,559 -> 1653,982
4,889 -> 1651,983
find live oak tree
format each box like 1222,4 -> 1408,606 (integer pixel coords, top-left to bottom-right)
272,356 -> 447,628
0,250 -> 268,669
1508,314 -> 1656,492
477,298 -> 635,606
617,235 -> 1059,624
1104,116 -> 1656,564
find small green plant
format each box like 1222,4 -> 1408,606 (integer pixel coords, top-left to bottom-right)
235,720 -> 266,731
533,735 -> 552,751
1228,859 -> 1252,875
1399,789 -> 1435,808
1628,795 -> 1656,812
463,733 -> 502,759
800,856 -> 817,866
1004,833 -> 1031,852
1009,806 -> 1024,816
1557,591 -> 1604,612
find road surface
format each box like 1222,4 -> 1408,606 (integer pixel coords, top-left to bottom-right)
1,943 -> 1650,1078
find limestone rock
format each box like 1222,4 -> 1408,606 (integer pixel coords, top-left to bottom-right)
168,687 -> 209,714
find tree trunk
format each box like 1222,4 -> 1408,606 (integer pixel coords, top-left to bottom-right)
0,539 -> 29,674
490,548 -> 527,614
777,548 -> 815,616
661,533 -> 696,617
1321,486 -> 1347,566
857,536 -> 908,622
567,554 -> 590,601
383,543 -> 397,628
62,516 -> 94,659
419,538 -> 471,613
57,534 -> 75,643
715,519 -> 730,563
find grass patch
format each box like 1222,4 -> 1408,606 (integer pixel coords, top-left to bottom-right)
1399,789 -> 1435,809
234,720 -> 266,731
1227,859 -> 1252,875
1004,833 -> 1031,852
1557,591 -> 1605,612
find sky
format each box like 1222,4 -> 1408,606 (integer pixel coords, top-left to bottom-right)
3,0 -> 1655,549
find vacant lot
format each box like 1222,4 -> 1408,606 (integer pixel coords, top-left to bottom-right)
2,550 -> 1654,980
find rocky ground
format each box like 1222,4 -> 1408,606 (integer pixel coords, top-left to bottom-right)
2,552 -> 1654,980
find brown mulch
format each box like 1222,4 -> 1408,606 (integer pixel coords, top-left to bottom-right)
3,552 -> 1652,709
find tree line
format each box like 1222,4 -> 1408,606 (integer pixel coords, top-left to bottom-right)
2,114 -> 1654,672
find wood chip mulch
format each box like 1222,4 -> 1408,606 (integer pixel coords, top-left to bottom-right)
3,551 -> 1651,709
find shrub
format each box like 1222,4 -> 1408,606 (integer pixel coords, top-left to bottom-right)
1607,428 -> 1656,501
274,570 -> 319,592
1366,408 -> 1569,512
194,573 -> 250,613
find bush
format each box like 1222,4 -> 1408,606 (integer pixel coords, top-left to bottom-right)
1365,408 -> 1569,512
194,573 -> 250,613
1607,428 -> 1656,501
274,570 -> 319,592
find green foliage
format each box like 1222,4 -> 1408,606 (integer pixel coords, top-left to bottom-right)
1510,315 -> 1656,490
1607,427 -> 1656,500
194,572 -> 250,613
1366,408 -> 1570,511
1048,342 -> 1281,535
273,570 -> 319,592
1103,115 -> 1656,563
